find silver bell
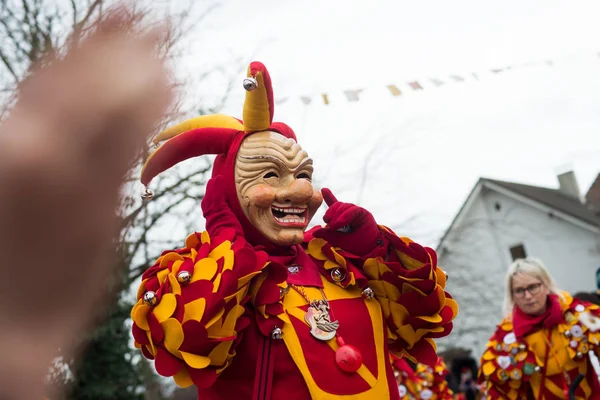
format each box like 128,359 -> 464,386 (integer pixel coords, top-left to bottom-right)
519,344 -> 527,351
534,365 -> 541,373
576,351 -> 584,359
271,327 -> 283,340
141,187 -> 154,201
279,286 -> 290,299
143,291 -> 157,306
330,268 -> 346,282
243,77 -> 258,91
362,287 -> 375,299
564,330 -> 572,338
177,270 -> 191,285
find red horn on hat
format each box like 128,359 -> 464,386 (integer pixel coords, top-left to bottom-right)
140,115 -> 243,186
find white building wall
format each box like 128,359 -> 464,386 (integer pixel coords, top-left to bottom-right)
437,185 -> 600,358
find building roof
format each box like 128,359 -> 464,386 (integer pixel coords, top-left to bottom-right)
483,178 -> 600,228
437,177 -> 600,251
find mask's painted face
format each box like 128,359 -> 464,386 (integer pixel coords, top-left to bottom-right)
235,131 -> 323,246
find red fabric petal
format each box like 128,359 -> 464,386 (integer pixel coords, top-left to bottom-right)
264,262 -> 288,284
196,242 -> 211,260
148,312 -> 164,343
141,345 -> 155,360
189,367 -> 218,389
235,315 -> 251,332
255,250 -> 269,269
201,294 -> 225,325
132,323 -> 149,345
254,282 -> 281,306
173,294 -> 185,322
264,303 -> 284,316
181,280 -> 213,303
218,269 -> 238,298
179,258 -> 194,274
145,277 -> 160,293
155,347 -> 183,377
180,320 -> 209,353
234,247 -> 258,277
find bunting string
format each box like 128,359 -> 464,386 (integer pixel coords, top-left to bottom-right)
273,53 -> 600,106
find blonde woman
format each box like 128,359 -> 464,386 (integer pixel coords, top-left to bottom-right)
478,258 -> 600,399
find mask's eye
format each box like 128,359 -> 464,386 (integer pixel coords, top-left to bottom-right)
297,172 -> 311,181
264,172 -> 278,179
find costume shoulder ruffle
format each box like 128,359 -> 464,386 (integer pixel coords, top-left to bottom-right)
306,225 -> 458,366
131,228 -> 271,388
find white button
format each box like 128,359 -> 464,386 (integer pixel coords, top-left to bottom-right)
420,389 -> 433,399
570,340 -> 578,348
504,332 -> 516,345
575,304 -> 585,313
497,355 -> 511,369
571,325 -> 583,338
398,385 -> 407,397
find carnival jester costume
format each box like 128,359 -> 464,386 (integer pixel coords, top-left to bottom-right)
131,62 -> 458,399
478,293 -> 600,399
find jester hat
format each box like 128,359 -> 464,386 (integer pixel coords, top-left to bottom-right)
141,62 -> 298,248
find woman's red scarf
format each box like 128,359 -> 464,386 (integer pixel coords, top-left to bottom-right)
512,294 -> 563,338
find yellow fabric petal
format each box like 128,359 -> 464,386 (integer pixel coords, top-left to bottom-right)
181,351 -> 211,369
382,280 -> 402,302
307,238 -> 327,260
209,341 -> 234,366
482,350 -> 496,361
171,260 -> 183,275
173,368 -> 194,388
133,304 -> 151,330
131,299 -> 143,319
223,305 -> 245,332
136,280 -> 148,300
482,361 -> 496,377
183,298 -> 206,323
417,314 -> 443,323
201,230 -> 211,244
157,268 -> 170,284
209,240 -> 232,260
377,260 -> 392,277
238,271 -> 262,288
162,318 -> 184,355
363,259 -> 380,279
205,307 -> 225,329
152,293 -> 177,323
212,273 -> 222,293
222,250 -> 234,271
160,252 -> 184,267
168,274 -> 182,296
192,258 -> 218,283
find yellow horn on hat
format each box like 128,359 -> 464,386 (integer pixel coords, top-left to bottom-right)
152,114 -> 243,145
242,62 -> 274,133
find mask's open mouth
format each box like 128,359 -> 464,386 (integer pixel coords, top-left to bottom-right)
271,205 -> 308,227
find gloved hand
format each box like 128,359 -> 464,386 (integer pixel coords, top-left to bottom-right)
311,188 -> 382,256
201,175 -> 243,238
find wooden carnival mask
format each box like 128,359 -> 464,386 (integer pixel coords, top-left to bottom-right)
235,131 -> 322,246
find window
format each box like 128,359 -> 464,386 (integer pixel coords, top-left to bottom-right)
509,244 -> 527,261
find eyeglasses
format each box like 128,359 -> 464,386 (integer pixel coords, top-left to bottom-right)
512,282 -> 543,298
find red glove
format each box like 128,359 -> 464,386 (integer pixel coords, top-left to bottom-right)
201,175 -> 243,238
312,188 -> 382,256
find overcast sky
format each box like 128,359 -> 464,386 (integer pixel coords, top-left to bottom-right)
173,0 -> 600,247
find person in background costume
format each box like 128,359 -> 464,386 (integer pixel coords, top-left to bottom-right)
131,62 -> 458,399
414,357 -> 454,399
478,258 -> 600,399
392,354 -> 423,399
